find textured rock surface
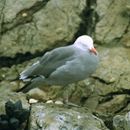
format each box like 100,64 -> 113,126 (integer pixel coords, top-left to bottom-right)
29,103 -> 109,130
92,46 -> 130,114
95,0 -> 130,44
0,91 -> 29,114
0,0 -> 86,57
0,100 -> 30,130
113,112 -> 130,130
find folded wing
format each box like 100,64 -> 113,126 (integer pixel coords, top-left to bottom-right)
20,45 -> 76,80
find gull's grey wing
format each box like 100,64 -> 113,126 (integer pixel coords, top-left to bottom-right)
47,50 -> 99,85
20,45 -> 77,80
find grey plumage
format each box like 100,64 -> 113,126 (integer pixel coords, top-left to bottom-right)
18,35 -> 99,92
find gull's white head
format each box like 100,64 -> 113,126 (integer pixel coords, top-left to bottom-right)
74,35 -> 97,55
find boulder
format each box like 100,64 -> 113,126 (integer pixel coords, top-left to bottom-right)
29,103 -> 109,130
0,0 -> 86,57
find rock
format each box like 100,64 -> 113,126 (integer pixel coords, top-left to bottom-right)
96,0 -> 113,18
122,25 -> 130,48
94,46 -> 130,90
9,118 -> 20,129
0,91 -> 29,114
0,66 -> 18,81
126,0 -> 130,16
113,112 -> 130,130
27,88 -> 49,101
0,114 -> 9,130
0,100 -> 30,130
92,46 -> 130,114
54,100 -> 63,105
0,0 -> 86,57
95,0 -> 129,44
46,100 -> 54,104
29,103 -> 109,130
96,95 -> 128,114
68,79 -> 100,111
29,98 -> 38,104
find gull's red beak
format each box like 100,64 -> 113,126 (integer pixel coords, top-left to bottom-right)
89,47 -> 97,55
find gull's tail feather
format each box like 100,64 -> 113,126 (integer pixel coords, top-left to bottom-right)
20,61 -> 40,80
17,76 -> 46,93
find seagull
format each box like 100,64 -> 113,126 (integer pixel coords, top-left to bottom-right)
18,35 -> 99,93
